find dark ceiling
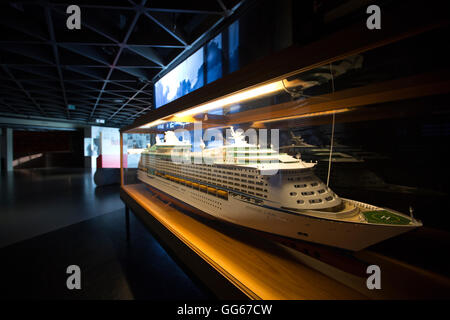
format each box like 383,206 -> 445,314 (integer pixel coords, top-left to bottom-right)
0,0 -> 243,127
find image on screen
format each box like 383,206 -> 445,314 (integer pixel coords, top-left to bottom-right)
228,20 -> 239,74
84,138 -> 93,157
154,47 -> 205,108
206,33 -> 222,84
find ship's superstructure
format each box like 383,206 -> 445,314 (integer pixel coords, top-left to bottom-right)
137,130 -> 421,251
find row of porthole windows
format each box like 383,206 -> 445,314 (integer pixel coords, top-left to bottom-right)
191,193 -> 222,205
297,197 -> 333,204
290,188 -> 326,196
287,176 -> 313,181
192,195 -> 222,210
290,191 -> 314,196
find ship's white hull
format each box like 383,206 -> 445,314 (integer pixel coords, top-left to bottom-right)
137,170 -> 416,251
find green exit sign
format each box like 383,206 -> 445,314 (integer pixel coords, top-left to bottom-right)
67,104 -> 76,110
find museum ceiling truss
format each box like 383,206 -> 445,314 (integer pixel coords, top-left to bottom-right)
0,0 -> 244,126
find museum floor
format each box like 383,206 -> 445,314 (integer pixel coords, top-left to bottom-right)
0,168 -> 210,299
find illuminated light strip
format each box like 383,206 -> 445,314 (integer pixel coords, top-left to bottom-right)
253,107 -> 353,125
139,119 -> 166,128
175,81 -> 285,117
140,82 -> 353,129
138,81 -> 284,129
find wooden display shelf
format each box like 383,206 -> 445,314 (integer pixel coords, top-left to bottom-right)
120,183 -> 365,300
121,183 -> 450,299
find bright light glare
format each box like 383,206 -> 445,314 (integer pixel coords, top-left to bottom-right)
175,81 -> 284,117
139,119 -> 166,128
139,81 -> 284,129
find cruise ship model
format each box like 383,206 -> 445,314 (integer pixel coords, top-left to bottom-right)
137,128 -> 421,251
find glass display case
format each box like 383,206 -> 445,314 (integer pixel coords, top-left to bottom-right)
120,23 -> 450,298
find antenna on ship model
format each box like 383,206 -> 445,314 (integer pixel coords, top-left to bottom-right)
229,126 -> 247,145
199,138 -> 205,150
409,205 -> 414,219
326,63 -> 336,187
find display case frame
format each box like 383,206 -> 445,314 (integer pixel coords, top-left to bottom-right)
119,4 -> 450,299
